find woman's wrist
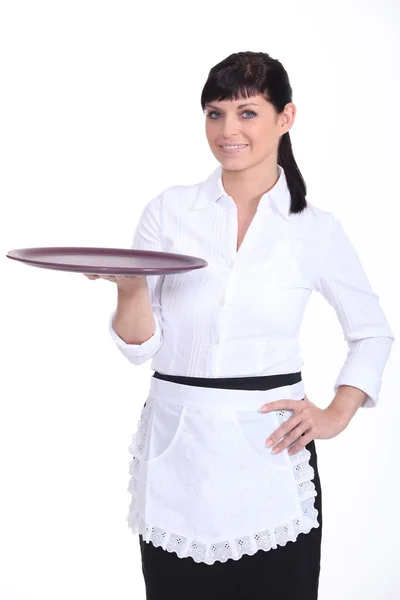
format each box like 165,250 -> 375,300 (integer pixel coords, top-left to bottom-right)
327,385 -> 367,423
116,275 -> 148,298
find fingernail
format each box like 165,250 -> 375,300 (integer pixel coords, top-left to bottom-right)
260,405 -> 268,412
266,439 -> 273,447
272,447 -> 279,454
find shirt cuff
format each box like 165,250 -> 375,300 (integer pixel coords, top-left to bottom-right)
333,364 -> 383,408
108,309 -> 162,362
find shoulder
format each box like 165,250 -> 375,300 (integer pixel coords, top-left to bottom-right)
297,201 -> 341,238
145,179 -> 204,213
301,200 -> 337,225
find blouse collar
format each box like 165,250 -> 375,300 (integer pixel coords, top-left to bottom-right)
191,163 -> 292,220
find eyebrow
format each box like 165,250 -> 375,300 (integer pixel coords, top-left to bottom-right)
205,102 -> 259,110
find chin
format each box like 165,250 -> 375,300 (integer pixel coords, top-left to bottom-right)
218,157 -> 253,171
220,163 -> 245,171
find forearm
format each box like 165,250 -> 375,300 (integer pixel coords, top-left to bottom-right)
112,279 -> 156,345
327,385 -> 367,422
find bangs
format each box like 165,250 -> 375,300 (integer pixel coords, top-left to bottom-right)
201,62 -> 268,111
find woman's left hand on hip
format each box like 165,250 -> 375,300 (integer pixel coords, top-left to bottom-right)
260,394 -> 350,456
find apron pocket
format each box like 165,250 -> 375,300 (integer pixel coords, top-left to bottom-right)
233,409 -> 293,470
141,397 -> 186,464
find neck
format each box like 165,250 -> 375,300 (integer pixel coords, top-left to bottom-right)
221,157 -> 280,211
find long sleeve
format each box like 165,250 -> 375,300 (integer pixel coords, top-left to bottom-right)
108,194 -> 164,365
314,215 -> 395,408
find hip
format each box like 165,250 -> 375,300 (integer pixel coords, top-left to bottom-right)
140,372 -> 307,471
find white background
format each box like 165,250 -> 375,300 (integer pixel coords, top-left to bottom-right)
1,1 -> 399,598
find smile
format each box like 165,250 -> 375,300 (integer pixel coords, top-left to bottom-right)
219,144 -> 248,153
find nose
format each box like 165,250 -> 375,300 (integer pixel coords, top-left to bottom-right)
220,114 -> 240,138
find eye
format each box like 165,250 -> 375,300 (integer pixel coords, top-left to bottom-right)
206,110 -> 257,120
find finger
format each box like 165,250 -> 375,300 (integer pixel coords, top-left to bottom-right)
84,274 -> 99,279
265,413 -> 302,447
287,432 -> 314,456
271,422 -> 310,454
260,399 -> 301,413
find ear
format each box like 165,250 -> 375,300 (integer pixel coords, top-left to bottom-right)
281,102 -> 296,133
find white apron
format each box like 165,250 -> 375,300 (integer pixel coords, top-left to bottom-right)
126,375 -> 320,565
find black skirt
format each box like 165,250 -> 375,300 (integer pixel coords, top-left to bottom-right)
138,371 -> 322,600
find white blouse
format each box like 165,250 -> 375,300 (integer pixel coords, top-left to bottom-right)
108,164 -> 394,408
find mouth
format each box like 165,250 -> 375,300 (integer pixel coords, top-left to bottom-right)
219,144 -> 249,154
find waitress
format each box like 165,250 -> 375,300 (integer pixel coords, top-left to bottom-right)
90,51 -> 394,600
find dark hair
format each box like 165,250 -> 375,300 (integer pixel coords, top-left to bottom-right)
200,51 -> 307,215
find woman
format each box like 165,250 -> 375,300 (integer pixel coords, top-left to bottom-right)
87,51 -> 394,599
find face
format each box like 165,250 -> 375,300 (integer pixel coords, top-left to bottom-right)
204,93 -> 296,171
